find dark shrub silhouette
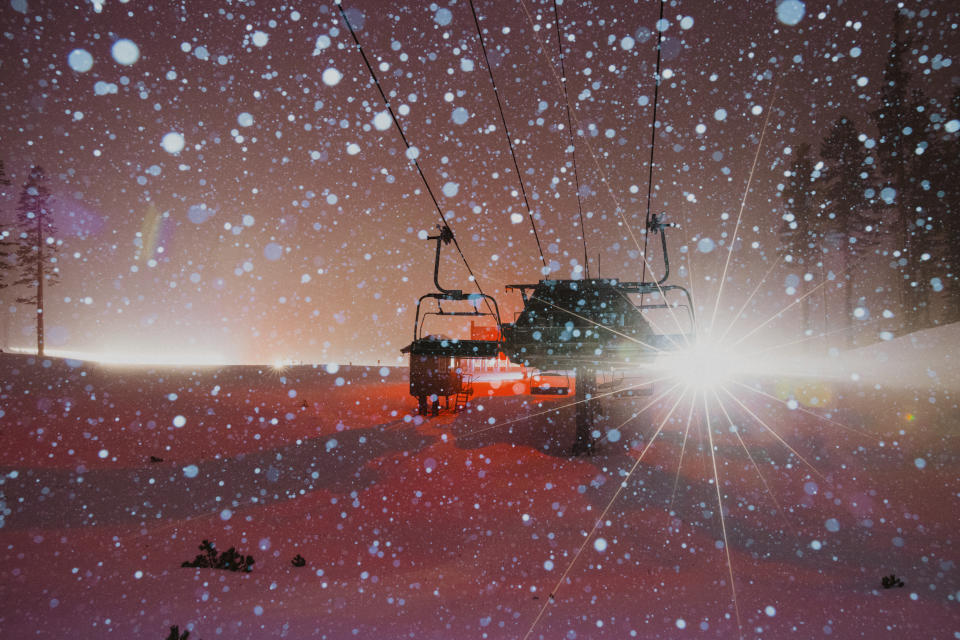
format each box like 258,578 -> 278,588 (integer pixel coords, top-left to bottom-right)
165,625 -> 192,640
181,539 -> 254,573
881,573 -> 905,589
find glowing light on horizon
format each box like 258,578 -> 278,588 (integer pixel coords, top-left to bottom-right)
6,346 -> 230,367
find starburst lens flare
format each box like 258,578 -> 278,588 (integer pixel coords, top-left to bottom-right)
658,339 -> 749,390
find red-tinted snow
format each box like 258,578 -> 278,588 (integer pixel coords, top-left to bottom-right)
0,352 -> 956,638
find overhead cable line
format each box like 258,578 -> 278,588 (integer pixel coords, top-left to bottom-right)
640,0 -> 666,287
513,0 -> 692,340
467,0 -> 548,274
335,1 -> 494,312
551,0 -> 590,278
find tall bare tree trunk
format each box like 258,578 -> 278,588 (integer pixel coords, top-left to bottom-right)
36,213 -> 44,357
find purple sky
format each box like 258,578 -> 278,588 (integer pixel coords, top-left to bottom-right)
1,0 -> 957,363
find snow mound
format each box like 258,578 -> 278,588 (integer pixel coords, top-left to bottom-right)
842,322 -> 960,390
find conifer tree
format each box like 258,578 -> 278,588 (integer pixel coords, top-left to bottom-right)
871,11 -> 924,331
941,88 -> 960,321
0,161 -> 14,351
13,165 -> 59,357
820,116 -> 876,345
779,143 -> 821,336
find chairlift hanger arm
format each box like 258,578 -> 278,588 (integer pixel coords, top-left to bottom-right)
428,225 -> 462,297
414,292 -> 503,342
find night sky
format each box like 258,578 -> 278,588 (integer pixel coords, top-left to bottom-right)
1,0 -> 957,364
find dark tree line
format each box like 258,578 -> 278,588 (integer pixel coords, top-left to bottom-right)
0,161 -> 60,356
779,11 -> 960,346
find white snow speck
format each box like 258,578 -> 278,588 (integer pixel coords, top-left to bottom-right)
543,560 -> 554,570
510,213 -> 524,224
697,237 -> 715,253
313,35 -> 331,55
620,36 -> 635,51
914,457 -> 926,469
98,449 -> 109,459
776,0 -> 805,26
111,39 -> 140,65
373,111 -> 392,131
237,112 -> 254,127
825,518 -> 840,532
253,605 -> 264,616
406,146 -> 420,160
765,605 -> 776,617
442,182 -> 459,198
593,537 -> 608,552
607,429 -> 621,443
183,464 -> 199,478
188,204 -> 211,224
322,68 -> 343,86
173,415 -> 187,428
434,7 -> 452,26
713,108 -> 727,121
264,242 -> 283,261
220,509 -> 232,521
452,107 -> 469,125
160,132 -> 185,154
944,119 -> 959,133
675,618 -> 686,629
347,143 -> 361,155
68,49 -> 94,72
680,16 -> 694,29
251,31 -> 269,47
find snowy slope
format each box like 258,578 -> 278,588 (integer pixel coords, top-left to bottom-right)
0,353 -> 955,638
840,322 -> 960,390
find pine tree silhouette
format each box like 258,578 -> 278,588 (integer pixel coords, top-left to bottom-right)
181,540 -> 254,573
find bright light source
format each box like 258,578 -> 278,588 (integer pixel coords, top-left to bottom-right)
659,339 -> 745,390
7,347 -> 228,367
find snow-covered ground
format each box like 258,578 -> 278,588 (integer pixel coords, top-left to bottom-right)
840,322 -> 960,390
0,347 -> 956,638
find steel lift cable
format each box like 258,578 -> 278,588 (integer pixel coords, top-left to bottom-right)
512,0 -> 691,340
551,0 -> 590,279
496,0 -> 681,344
335,1 -> 495,316
514,0 -> 643,258
640,0 -> 666,290
467,0 -> 548,274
